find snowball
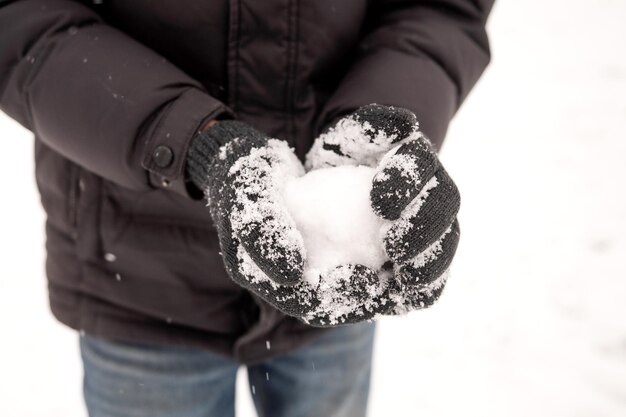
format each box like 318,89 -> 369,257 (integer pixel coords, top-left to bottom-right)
282,165 -> 389,283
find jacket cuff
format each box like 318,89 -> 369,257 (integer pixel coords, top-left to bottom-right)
141,88 -> 233,198
315,49 -> 458,151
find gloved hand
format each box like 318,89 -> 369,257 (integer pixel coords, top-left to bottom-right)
306,104 -> 461,315
186,120 -> 386,326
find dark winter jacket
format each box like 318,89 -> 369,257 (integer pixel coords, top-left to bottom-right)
0,0 -> 493,364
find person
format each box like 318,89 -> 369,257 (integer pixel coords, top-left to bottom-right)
0,0 -> 493,416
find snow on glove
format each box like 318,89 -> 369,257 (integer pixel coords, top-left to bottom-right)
306,104 -> 461,315
187,121 -> 305,286
186,121 -> 385,326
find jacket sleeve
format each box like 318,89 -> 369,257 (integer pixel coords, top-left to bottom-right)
0,0 -> 232,196
316,0 -> 494,149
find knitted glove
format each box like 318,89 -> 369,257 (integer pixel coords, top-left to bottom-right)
186,121 -> 385,326
187,121 -> 305,286
306,104 -> 461,315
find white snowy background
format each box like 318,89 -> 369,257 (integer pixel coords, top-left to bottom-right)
1,0 -> 625,415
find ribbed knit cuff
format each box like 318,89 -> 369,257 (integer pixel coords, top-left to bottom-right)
186,120 -> 260,193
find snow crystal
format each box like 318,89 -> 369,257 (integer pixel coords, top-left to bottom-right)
229,140 -> 306,267
218,141 -> 233,160
373,145 -> 421,184
104,252 -> 116,262
309,264 -> 387,325
305,116 -> 421,170
390,269 -> 450,315
400,226 -> 452,271
237,246 -> 280,290
382,175 -> 439,257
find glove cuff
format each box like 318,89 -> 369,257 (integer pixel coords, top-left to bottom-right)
186,120 -> 258,193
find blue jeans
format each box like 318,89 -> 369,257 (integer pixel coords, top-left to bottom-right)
80,322 -> 375,417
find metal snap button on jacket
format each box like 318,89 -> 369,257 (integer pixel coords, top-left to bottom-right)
152,145 -> 174,168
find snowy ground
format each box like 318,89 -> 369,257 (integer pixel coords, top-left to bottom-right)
1,0 -> 625,415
